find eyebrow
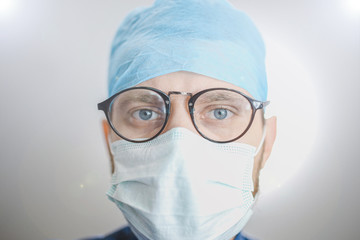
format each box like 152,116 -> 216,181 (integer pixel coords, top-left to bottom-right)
196,93 -> 236,103
121,93 -> 162,104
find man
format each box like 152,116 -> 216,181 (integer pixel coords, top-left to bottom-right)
96,0 -> 276,239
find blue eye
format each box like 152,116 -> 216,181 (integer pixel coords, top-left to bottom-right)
133,109 -> 159,121
212,108 -> 228,120
139,109 -> 152,120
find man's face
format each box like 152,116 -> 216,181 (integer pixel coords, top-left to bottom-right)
105,70 -> 276,196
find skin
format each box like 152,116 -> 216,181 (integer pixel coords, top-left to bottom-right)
102,70 -> 277,239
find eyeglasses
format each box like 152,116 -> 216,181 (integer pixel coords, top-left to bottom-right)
98,87 -> 269,143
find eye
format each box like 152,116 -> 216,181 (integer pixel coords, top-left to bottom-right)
132,109 -> 159,121
208,108 -> 233,120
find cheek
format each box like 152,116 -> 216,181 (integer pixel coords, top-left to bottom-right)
109,129 -> 122,143
236,111 -> 264,147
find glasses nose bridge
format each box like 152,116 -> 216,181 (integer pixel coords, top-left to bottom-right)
162,90 -> 196,131
168,91 -> 193,98
167,91 -> 193,112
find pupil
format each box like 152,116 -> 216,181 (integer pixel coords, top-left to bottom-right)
214,109 -> 227,120
139,110 -> 152,120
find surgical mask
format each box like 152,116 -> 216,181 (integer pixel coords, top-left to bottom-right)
107,127 -> 265,240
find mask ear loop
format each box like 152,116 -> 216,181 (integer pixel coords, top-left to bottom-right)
253,124 -> 266,157
251,124 -> 267,206
107,134 -> 115,156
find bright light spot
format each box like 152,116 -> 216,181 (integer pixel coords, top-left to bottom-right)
259,36 -> 319,195
0,0 -> 16,17
80,184 -> 84,189
344,0 -> 360,16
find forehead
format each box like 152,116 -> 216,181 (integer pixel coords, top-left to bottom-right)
136,71 -> 254,98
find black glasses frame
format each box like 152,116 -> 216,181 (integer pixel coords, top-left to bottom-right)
98,86 -> 269,143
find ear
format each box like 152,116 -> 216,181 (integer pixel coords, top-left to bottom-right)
102,119 -> 115,174
260,116 -> 277,169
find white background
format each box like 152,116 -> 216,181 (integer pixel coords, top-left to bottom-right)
0,0 -> 359,239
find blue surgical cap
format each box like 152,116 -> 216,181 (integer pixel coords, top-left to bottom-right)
108,0 -> 267,101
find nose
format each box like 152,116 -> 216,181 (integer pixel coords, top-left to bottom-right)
162,94 -> 198,134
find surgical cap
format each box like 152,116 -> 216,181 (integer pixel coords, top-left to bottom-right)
108,0 -> 267,101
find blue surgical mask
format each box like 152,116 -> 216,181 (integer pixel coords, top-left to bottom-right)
107,127 -> 264,240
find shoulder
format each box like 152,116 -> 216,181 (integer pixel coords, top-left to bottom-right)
82,227 -> 254,240
235,232 -> 256,240
80,226 -> 137,240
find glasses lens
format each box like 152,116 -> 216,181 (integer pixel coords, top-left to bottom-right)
108,89 -> 167,141
193,89 -> 253,142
